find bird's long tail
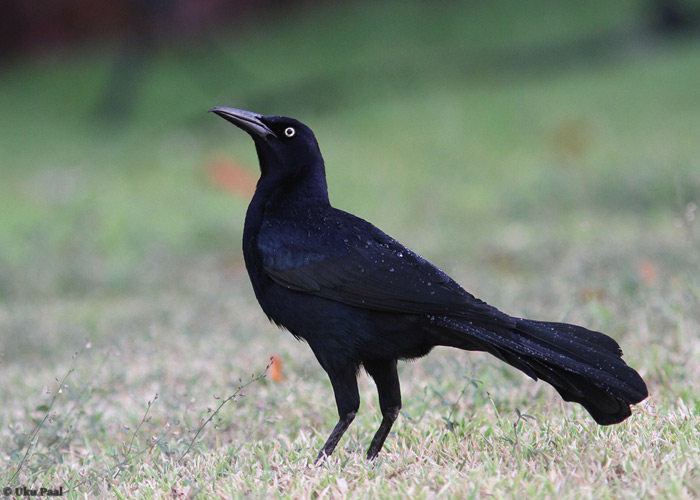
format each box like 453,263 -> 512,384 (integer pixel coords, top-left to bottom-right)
438,316 -> 648,424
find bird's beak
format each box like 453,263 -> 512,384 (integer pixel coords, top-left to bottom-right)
209,107 -> 275,140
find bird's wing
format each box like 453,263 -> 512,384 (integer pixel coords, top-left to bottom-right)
257,212 -> 508,322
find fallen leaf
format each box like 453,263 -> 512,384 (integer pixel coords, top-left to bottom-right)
580,288 -> 607,302
204,155 -> 257,198
636,258 -> 658,286
270,355 -> 284,382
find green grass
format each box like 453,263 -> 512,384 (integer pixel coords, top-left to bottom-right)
2,0 -> 700,498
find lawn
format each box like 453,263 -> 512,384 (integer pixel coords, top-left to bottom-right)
1,0 -> 699,498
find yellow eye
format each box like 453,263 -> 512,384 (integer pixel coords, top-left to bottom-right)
284,127 -> 295,138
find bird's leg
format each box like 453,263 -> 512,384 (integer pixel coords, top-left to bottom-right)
314,363 -> 360,464
364,359 -> 402,460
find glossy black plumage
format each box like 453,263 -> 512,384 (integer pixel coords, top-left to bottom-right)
210,107 -> 648,462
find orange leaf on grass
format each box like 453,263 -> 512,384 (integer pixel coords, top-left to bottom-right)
636,258 -> 658,286
269,355 -> 285,382
580,288 -> 607,302
205,156 -> 257,198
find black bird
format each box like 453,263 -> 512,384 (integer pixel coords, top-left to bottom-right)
210,107 -> 648,462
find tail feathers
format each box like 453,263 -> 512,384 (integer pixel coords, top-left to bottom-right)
438,317 -> 648,425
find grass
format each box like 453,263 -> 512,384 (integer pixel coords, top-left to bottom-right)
2,0 -> 700,497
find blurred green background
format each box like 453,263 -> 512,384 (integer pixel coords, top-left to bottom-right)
1,0 -> 699,348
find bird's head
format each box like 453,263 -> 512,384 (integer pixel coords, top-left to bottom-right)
210,107 -> 324,181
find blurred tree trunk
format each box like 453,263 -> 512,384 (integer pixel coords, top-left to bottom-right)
95,0 -> 173,124
649,0 -> 699,34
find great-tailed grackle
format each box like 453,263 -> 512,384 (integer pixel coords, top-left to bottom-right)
210,107 -> 648,463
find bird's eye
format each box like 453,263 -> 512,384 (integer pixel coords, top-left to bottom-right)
284,127 -> 295,138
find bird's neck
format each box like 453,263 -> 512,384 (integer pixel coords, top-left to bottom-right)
259,160 -> 330,208
245,162 -> 329,237
242,162 -> 330,293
